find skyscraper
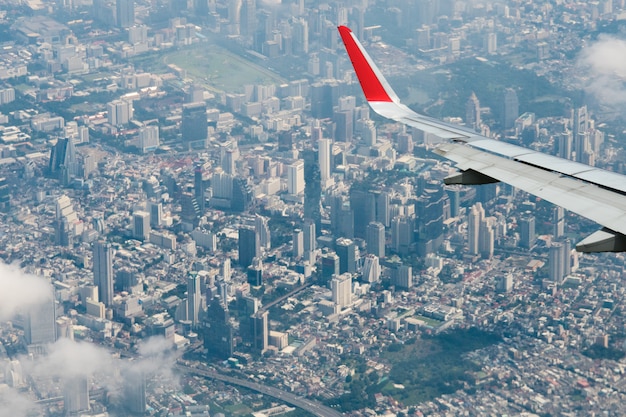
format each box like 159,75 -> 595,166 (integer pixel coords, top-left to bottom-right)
465,92 -> 481,131
116,0 -> 134,28
321,253 -> 340,284
502,88 -> 519,130
238,226 -> 259,267
25,289 -> 56,346
64,376 -> 90,416
553,206 -> 565,238
292,228 -> 303,258
468,203 -> 484,256
303,149 -> 322,235
251,311 -> 268,353
350,188 -> 376,239
255,214 -> 271,250
287,160 -> 305,195
93,241 -> 114,306
331,273 -> 352,309
107,99 -> 133,125
519,215 -> 536,249
194,163 -> 205,213
366,222 -> 385,259
187,272 -> 202,327
182,102 -> 208,149
318,138 -> 332,185
361,254 -> 380,283
132,211 -> 150,241
49,138 -> 79,181
123,368 -> 146,415
336,238 -> 357,274
391,264 -> 412,290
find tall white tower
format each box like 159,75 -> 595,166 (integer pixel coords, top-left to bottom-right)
287,160 -> 305,195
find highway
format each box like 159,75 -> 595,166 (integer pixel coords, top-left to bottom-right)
175,364 -> 343,417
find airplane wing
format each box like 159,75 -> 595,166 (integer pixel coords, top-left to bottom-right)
338,25 -> 626,253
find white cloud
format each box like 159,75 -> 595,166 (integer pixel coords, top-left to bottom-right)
576,35 -> 626,108
0,262 -> 53,321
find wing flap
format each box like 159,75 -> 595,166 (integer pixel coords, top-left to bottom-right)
435,142 -> 626,236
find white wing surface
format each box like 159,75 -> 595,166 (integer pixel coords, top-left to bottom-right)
338,25 -> 626,252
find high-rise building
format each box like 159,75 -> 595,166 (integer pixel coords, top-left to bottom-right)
187,272 -> 202,326
182,102 -> 208,148
479,217 -> 495,259
502,88 -> 519,130
292,228 -> 303,258
362,254 -> 380,283
0,177 -> 9,212
255,214 -> 271,250
64,376 -> 89,416
321,253 -> 340,284
303,218 -> 316,253
202,298 -> 234,359
468,203 -> 484,255
116,0 -> 134,27
25,289 -> 56,346
303,149 -> 322,234
318,138 -> 332,184
391,264 -> 412,290
391,216 -> 413,255
549,239 -> 571,283
465,92 -> 481,131
132,211 -> 150,241
336,238 -> 357,274
558,131 -> 573,160
238,226 -> 260,267
287,160 -> 305,195
553,206 -> 565,238
150,202 -> 162,227
138,125 -> 159,153
49,138 -> 79,182
496,273 -> 513,293
107,99 -> 133,125
180,192 -> 201,230
366,222 -> 385,259
251,311 -> 268,353
194,163 -> 205,213
247,258 -> 263,286
93,241 -> 114,306
350,189 -> 376,240
123,368 -> 146,415
331,273 -> 352,309
519,214 -> 536,249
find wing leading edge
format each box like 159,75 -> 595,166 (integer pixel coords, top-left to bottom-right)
337,25 -> 626,252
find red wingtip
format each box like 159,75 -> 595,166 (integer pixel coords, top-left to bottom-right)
337,26 -> 393,103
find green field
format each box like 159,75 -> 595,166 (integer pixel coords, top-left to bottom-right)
132,44 -> 285,93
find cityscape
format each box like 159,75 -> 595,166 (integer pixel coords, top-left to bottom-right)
2,0 -> 626,416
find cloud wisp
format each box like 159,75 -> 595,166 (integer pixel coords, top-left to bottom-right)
0,262 -> 53,321
576,35 -> 626,109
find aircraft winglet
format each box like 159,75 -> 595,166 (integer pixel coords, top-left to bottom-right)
337,26 -> 399,103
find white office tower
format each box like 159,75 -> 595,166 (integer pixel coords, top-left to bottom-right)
133,211 -> 150,240
366,221 -> 385,259
362,254 -> 380,283
221,258 -> 231,282
479,217 -> 495,260
255,214 -> 271,250
56,316 -> 74,341
553,206 -> 565,238
64,121 -> 89,144
4,360 -> 23,387
292,228 -> 303,258
318,138 -> 332,184
221,142 -> 239,174
549,239 -> 572,283
64,376 -> 89,415
211,169 -> 233,200
107,99 -> 133,126
150,202 -> 163,227
93,241 -> 114,306
303,218 -> 316,262
468,202 -> 485,255
187,272 -> 202,326
287,160 -> 305,195
25,288 -> 56,346
331,273 -> 352,309
138,125 -> 159,153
